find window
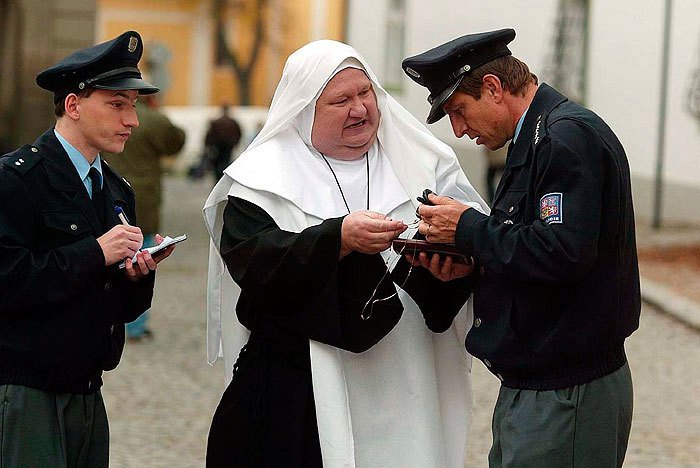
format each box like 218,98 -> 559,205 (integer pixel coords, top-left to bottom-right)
383,0 -> 406,93
542,0 -> 589,104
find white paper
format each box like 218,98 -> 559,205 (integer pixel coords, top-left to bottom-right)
118,234 -> 186,269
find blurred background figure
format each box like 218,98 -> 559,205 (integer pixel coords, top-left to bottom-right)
103,93 -> 186,341
204,104 -> 242,184
483,146 -> 507,203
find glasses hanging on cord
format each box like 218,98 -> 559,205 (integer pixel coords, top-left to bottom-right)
360,238 -> 420,320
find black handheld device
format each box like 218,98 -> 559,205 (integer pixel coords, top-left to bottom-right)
416,188 -> 435,205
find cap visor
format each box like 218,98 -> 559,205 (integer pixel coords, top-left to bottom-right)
426,75 -> 465,124
92,77 -> 159,94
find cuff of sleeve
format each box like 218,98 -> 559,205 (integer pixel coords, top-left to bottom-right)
74,237 -> 105,275
324,216 -> 345,259
455,208 -> 488,254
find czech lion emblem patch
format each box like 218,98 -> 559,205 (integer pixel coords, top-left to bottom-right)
540,193 -> 563,224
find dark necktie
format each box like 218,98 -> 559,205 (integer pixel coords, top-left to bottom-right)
88,167 -> 106,229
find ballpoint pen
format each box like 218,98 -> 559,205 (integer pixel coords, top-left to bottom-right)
114,206 -> 130,225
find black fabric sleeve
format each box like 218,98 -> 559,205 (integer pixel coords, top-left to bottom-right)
220,196 -> 403,353
390,232 -> 474,333
114,270 -> 155,323
455,120 -> 603,284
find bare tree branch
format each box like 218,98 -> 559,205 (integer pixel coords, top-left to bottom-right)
214,0 -> 268,105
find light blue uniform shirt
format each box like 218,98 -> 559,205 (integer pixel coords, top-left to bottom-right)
512,108 -> 529,144
54,129 -> 103,199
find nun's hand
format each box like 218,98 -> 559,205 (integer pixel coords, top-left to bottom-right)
340,210 -> 406,258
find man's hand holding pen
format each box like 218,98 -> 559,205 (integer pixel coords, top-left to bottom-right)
96,206 -> 177,281
97,224 -> 143,267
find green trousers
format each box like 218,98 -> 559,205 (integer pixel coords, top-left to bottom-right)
489,362 -> 633,468
0,385 -> 109,468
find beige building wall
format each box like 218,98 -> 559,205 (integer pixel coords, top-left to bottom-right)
97,0 -> 346,107
97,0 -> 200,106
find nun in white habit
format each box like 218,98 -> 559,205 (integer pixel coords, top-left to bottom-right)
203,40 -> 489,468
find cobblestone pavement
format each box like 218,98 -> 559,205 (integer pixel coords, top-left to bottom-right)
103,176 -> 700,467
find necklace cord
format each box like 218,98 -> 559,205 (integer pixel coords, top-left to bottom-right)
320,152 -> 369,214
322,152 -> 409,321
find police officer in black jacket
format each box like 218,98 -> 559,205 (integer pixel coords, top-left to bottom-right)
0,31 -> 175,467
403,29 -> 641,467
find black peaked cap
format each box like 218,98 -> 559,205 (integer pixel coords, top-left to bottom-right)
402,28 -> 516,124
36,31 -> 159,104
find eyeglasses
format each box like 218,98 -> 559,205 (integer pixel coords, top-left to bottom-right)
360,234 -> 420,320
405,218 -> 421,229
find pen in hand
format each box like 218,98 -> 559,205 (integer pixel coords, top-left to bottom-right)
114,206 -> 130,225
114,206 -> 142,265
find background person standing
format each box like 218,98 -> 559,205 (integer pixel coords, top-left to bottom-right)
104,93 -> 186,341
205,103 -> 242,184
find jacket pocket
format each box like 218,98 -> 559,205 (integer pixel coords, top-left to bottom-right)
41,210 -> 93,249
492,189 -> 526,224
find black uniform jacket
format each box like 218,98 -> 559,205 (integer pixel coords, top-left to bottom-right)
0,129 -> 155,394
455,84 -> 641,391
207,196 -> 471,468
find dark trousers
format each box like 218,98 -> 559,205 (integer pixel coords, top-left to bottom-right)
489,362 -> 633,468
0,385 -> 109,468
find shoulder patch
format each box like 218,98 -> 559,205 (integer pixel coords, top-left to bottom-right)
2,145 -> 42,175
540,192 -> 563,224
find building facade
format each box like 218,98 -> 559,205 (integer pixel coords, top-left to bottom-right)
96,0 -> 347,107
346,0 -> 700,224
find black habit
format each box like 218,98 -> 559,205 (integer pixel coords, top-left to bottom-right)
206,196 -> 472,467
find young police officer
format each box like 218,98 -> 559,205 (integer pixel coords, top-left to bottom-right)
404,29 -> 641,467
0,31 -> 174,467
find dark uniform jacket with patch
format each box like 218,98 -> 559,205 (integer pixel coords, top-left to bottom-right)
0,129 -> 155,394
455,84 -> 641,390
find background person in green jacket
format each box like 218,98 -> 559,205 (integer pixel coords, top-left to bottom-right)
104,93 -> 185,341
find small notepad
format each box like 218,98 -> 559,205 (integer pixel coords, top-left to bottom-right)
142,234 -> 187,256
118,234 -> 187,269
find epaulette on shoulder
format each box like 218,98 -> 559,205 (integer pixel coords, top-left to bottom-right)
532,112 -> 551,150
1,145 -> 43,175
101,159 -> 134,193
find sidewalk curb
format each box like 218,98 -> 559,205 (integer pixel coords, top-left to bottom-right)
640,276 -> 700,332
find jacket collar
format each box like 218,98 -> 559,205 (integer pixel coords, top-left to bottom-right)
33,128 -> 125,232
507,83 -> 568,168
34,128 -> 88,193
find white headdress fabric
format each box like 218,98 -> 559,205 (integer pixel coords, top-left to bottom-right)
203,39 -> 489,467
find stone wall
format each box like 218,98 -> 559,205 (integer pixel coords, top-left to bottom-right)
0,0 -> 96,151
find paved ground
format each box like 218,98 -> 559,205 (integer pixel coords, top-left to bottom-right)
103,175 -> 700,467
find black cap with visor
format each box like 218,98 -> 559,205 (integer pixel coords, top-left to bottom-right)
36,30 -> 159,104
402,28 -> 516,124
